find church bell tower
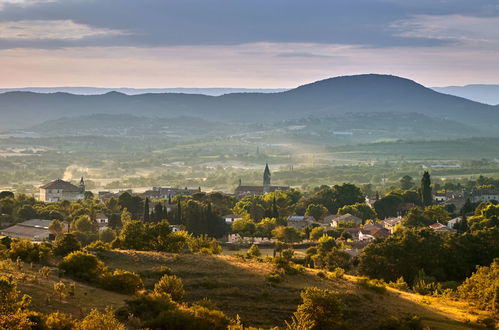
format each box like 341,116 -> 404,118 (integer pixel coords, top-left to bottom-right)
263,163 -> 271,193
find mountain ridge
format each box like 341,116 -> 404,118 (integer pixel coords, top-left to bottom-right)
1,74 -> 498,131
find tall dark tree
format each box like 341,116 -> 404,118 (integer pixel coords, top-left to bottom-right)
420,171 -> 433,207
143,197 -> 150,222
400,175 -> 415,190
271,195 -> 279,219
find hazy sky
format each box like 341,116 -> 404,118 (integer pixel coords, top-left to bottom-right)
1,0 -> 499,88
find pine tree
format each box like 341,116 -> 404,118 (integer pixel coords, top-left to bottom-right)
420,171 -> 433,207
143,198 -> 150,222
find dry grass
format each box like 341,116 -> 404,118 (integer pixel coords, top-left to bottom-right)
0,259 -> 128,318
100,250 -> 491,329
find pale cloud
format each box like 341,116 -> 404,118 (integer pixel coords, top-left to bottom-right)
0,0 -> 56,9
1,42 -> 499,88
392,14 -> 499,46
0,19 -> 127,40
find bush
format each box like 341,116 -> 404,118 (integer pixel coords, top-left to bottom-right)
458,259 -> 498,311
84,240 -> 111,252
77,308 -> 125,330
44,312 -> 76,330
245,244 -> 261,258
9,239 -> 51,263
99,228 -> 117,243
266,272 -> 283,283
53,233 -> 81,257
101,269 -> 144,294
357,277 -> 387,294
375,314 -> 424,330
58,251 -> 106,282
412,270 -> 437,296
329,267 -> 345,279
154,275 -> 185,302
287,287 -> 345,329
388,277 -> 409,291
190,235 -> 222,255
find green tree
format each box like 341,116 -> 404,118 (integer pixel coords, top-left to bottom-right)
48,219 -> 65,236
143,197 -> 150,222
403,208 -> 433,228
232,218 -> 256,237
309,227 -> 325,241
58,251 -> 107,282
119,220 -> 147,250
305,204 -> 328,221
153,275 -> 185,302
400,175 -> 415,190
287,288 -> 345,330
420,171 -> 432,207
255,217 -> 279,238
272,226 -> 301,243
458,259 -> 498,312
53,233 -> 81,257
338,203 -> 377,222
423,205 -> 450,224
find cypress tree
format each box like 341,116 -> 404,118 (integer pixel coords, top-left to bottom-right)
271,195 -> 279,219
143,198 -> 150,222
420,171 -> 433,206
176,199 -> 182,225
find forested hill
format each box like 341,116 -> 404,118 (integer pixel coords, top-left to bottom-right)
1,74 -> 498,130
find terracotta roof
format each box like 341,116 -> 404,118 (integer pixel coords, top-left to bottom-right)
330,213 -> 362,223
40,179 -> 80,192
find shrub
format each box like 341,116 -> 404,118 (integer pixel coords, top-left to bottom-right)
77,308 -> 125,330
245,244 -> 261,258
329,267 -> 345,279
158,231 -> 191,253
154,275 -> 185,302
375,314 -> 424,330
388,277 -> 409,291
357,277 -> 387,294
266,272 -> 283,284
101,269 -> 144,294
190,235 -> 222,255
9,239 -> 51,263
44,312 -> 76,330
58,251 -> 106,282
412,270 -> 437,296
53,233 -> 81,257
317,271 -> 326,278
85,240 -> 111,252
458,259 -> 498,311
99,228 -> 117,243
286,287 -> 345,329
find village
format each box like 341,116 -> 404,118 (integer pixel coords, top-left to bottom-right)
1,164 -> 495,250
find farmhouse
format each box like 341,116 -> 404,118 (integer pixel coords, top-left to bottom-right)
40,178 -> 85,202
1,219 -> 67,241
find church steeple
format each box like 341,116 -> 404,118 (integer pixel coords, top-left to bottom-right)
263,163 -> 271,193
79,177 -> 85,193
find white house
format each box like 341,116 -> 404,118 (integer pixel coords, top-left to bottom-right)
40,178 -> 85,202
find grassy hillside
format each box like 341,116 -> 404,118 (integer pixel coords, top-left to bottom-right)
0,251 -> 492,329
99,250 -> 488,329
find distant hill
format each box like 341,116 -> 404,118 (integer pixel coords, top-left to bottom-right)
1,74 -> 498,132
0,87 -> 288,96
432,85 -> 499,105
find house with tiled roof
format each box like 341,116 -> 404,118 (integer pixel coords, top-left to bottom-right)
39,178 -> 85,202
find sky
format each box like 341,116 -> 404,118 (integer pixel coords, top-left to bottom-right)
1,0 -> 499,88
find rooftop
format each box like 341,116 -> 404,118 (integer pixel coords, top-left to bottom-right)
40,179 -> 80,192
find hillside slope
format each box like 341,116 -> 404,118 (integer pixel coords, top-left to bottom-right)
99,250 -> 488,329
1,74 -> 498,130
